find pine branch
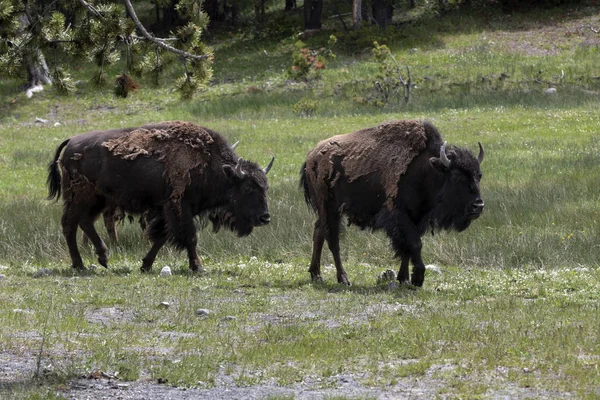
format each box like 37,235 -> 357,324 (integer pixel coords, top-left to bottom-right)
77,0 -> 103,19
122,0 -> 210,61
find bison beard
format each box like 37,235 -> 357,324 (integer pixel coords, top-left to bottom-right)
47,121 -> 273,273
300,120 -> 484,287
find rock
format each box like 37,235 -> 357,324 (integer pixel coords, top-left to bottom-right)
159,302 -> 170,309
387,281 -> 400,291
222,316 -> 237,321
35,117 -> 48,123
33,268 -> 52,278
544,87 -> 557,95
159,266 -> 172,277
195,308 -> 210,317
53,122 -> 61,127
89,264 -> 98,271
0,264 -> 8,270
378,269 -> 396,282
426,264 -> 442,274
0,274 -> 6,281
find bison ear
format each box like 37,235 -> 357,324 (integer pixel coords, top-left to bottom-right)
429,157 -> 449,173
223,164 -> 244,182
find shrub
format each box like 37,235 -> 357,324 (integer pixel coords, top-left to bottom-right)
292,98 -> 318,116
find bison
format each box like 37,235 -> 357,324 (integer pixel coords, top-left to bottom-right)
47,121 -> 273,272
300,120 -> 484,287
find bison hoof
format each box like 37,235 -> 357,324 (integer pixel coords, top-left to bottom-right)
72,264 -> 86,271
310,274 -> 323,283
140,264 -> 152,273
190,265 -> 205,274
410,276 -> 424,287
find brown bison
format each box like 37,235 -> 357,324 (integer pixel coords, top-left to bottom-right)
300,120 -> 484,287
48,121 -> 273,272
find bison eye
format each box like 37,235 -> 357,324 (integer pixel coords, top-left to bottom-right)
478,172 -> 483,180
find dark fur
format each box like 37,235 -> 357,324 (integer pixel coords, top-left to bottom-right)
47,122 -> 271,272
300,120 -> 484,287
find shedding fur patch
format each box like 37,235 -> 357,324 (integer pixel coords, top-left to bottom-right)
102,121 -> 214,202
307,120 -> 427,205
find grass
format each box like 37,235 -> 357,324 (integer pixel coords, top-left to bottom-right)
1,3 -> 600,399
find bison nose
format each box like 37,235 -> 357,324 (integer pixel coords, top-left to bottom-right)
259,213 -> 271,225
471,198 -> 485,214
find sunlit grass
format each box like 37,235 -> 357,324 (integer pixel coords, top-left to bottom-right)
1,3 -> 600,398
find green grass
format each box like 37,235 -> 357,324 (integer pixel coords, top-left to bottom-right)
1,3 -> 600,399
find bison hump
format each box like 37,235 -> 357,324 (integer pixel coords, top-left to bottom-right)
311,119 -> 428,202
102,121 -> 215,201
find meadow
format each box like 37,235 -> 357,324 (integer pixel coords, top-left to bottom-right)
0,3 -> 600,399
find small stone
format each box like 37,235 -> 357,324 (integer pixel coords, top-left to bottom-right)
0,264 -> 8,270
35,117 -> 48,123
523,367 -> 532,373
159,266 -> 172,277
159,302 -> 170,308
222,316 -> 237,321
544,87 -> 557,95
426,264 -> 442,274
114,383 -> 129,390
195,308 -> 210,317
33,268 -> 52,278
387,281 -> 400,291
89,264 -> 98,271
378,269 -> 396,282
53,122 -> 61,127
0,274 -> 6,280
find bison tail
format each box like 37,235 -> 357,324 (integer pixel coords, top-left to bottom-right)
46,139 -> 70,201
299,161 -> 316,212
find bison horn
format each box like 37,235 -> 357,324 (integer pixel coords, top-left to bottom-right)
235,158 -> 246,178
477,142 -> 484,164
263,156 -> 275,175
231,141 -> 240,151
440,141 -> 451,167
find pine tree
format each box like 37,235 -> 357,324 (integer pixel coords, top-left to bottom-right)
0,0 -> 213,99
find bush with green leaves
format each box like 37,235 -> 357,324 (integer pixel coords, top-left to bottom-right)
289,35 -> 337,81
370,41 -> 411,106
292,97 -> 319,116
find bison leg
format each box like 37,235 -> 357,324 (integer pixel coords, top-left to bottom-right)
409,245 -> 426,287
61,204 -> 85,270
141,235 -> 167,273
386,214 -> 426,287
79,205 -> 110,268
181,216 -> 203,273
397,256 -> 410,284
308,219 -> 326,282
324,215 -> 350,286
103,208 -> 118,244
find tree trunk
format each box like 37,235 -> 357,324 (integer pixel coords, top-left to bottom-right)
372,0 -> 393,28
304,0 -> 323,30
285,0 -> 297,11
352,0 -> 362,29
25,51 -> 51,86
255,0 -> 266,27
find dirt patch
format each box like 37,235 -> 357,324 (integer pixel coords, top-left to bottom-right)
486,12 -> 600,56
85,307 -> 137,325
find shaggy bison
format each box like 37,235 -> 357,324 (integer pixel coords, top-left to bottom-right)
48,121 -> 274,272
300,120 -> 484,287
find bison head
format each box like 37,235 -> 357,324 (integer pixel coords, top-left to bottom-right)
215,157 -> 274,237
429,141 -> 484,232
